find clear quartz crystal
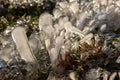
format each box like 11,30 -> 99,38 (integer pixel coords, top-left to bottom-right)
11,27 -> 40,76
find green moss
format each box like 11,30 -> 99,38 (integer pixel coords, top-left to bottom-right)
113,38 -> 120,42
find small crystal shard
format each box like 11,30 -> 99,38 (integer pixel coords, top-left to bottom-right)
100,24 -> 107,32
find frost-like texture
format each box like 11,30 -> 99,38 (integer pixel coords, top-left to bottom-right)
37,0 -> 120,80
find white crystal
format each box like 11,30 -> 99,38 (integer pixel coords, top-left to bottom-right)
94,34 -> 100,47
55,36 -> 64,51
60,45 -> 70,60
118,72 -> 120,78
106,5 -> 115,13
80,33 -> 93,45
45,39 -> 51,50
82,27 -> 91,34
109,72 -> 117,80
88,19 -> 95,26
53,9 -> 62,19
69,72 -> 77,80
49,48 -> 59,67
58,17 -> 69,27
39,13 -> 54,40
39,13 -> 53,31
55,36 -> 64,45
29,33 -> 41,55
102,72 -> 109,80
100,0 -> 108,6
42,25 -> 54,39
64,21 -> 84,38
116,1 -> 120,7
0,48 -> 12,61
12,27 -> 40,73
98,14 -> 106,20
116,56 -> 120,63
76,12 -> 90,30
69,0 -> 76,2
100,24 -> 107,32
69,1 -> 79,14
54,23 -> 64,34
58,1 -> 68,9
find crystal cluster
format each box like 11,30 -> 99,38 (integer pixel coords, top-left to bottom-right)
0,0 -> 120,80
38,0 -> 120,79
